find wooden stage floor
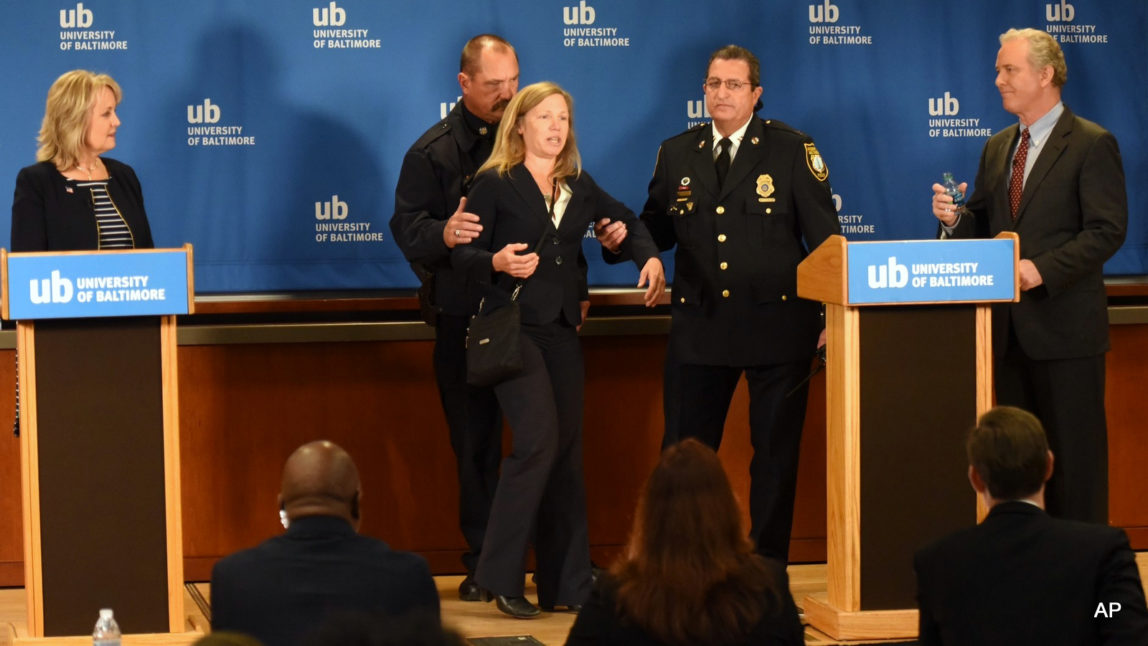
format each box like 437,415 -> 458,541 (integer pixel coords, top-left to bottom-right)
3,557 -> 1147,645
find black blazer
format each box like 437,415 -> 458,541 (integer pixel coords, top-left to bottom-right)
565,561 -> 804,646
454,165 -> 658,327
640,116 -> 840,366
951,107 -> 1127,359
11,158 -> 154,251
914,501 -> 1148,645
210,516 -> 440,646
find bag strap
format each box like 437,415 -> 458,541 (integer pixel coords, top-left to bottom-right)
477,178 -> 559,313
509,178 -> 560,301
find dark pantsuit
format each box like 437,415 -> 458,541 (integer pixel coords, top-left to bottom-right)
995,326 -> 1108,524
432,313 -> 503,573
676,360 -> 811,561
475,321 -> 591,607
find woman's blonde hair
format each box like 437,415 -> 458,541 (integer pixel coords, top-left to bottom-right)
36,69 -> 122,170
477,81 -> 581,180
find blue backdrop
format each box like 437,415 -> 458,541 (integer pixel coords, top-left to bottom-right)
2,0 -> 1144,292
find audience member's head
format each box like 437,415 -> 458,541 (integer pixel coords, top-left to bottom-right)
279,440 -> 362,530
611,439 -> 782,646
966,406 -> 1054,507
303,610 -> 464,646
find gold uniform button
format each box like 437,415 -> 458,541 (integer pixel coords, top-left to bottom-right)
716,206 -> 725,215
766,208 -> 772,214
722,289 -> 730,298
717,234 -> 727,242
720,262 -> 728,270
781,294 -> 788,301
680,297 -> 686,304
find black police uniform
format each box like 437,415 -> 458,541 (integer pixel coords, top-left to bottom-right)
390,102 -> 501,581
640,115 -> 840,561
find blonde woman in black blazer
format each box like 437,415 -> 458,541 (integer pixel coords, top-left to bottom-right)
453,81 -> 664,618
12,69 -> 153,251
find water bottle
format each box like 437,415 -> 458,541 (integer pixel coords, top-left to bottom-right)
93,608 -> 121,646
941,172 -> 965,207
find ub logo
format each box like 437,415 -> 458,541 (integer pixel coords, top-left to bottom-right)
867,257 -> 908,289
928,92 -> 960,116
313,2 -> 346,26
563,0 -> 596,25
60,2 -> 93,28
187,99 -> 221,124
29,271 -> 74,305
808,0 -> 839,24
315,195 -> 349,221
440,96 -> 460,121
1046,0 -> 1075,22
686,99 -> 710,120
831,193 -> 843,213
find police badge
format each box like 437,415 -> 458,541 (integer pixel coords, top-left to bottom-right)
755,174 -> 776,202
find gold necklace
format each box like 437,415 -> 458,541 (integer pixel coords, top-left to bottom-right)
75,160 -> 99,180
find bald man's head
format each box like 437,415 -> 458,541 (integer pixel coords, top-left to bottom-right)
280,440 -> 361,526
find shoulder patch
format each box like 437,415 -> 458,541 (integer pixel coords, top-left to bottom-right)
804,143 -> 829,182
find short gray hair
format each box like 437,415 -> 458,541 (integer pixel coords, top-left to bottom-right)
1000,28 -> 1067,87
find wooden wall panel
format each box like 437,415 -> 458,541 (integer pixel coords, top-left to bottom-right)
1105,324 -> 1148,531
178,334 -> 828,581
1,317 -> 1145,587
0,349 -> 21,586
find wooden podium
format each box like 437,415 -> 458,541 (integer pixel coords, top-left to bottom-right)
796,234 -> 1019,640
1,247 -> 194,638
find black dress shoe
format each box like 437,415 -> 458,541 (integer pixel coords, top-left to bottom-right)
495,595 -> 541,619
458,575 -> 492,602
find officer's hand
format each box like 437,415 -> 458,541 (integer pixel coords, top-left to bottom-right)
577,300 -> 590,332
638,257 -> 666,308
443,197 -> 483,248
492,243 -> 538,279
1018,259 -> 1044,291
594,219 -> 626,253
931,182 -> 966,227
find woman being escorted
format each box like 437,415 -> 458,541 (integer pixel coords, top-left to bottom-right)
566,439 -> 804,645
12,69 -> 153,251
454,81 -> 664,618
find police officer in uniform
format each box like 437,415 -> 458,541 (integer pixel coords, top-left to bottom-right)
389,34 -> 519,601
638,45 -> 840,561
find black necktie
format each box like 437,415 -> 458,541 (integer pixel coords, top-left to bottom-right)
715,137 -> 731,187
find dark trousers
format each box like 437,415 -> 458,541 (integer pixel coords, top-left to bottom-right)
475,321 -> 592,607
995,329 -> 1108,524
672,360 -> 812,562
434,313 -> 503,574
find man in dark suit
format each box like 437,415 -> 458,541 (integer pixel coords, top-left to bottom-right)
932,28 -> 1127,525
211,441 -> 439,646
638,44 -> 841,561
388,34 -> 517,601
914,406 -> 1148,645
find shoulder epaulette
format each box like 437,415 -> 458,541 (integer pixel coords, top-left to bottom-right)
761,118 -> 809,140
410,119 -> 453,151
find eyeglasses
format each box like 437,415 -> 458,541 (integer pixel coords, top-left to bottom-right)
704,78 -> 753,92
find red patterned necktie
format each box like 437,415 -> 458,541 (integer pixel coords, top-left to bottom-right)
1008,128 -> 1030,219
